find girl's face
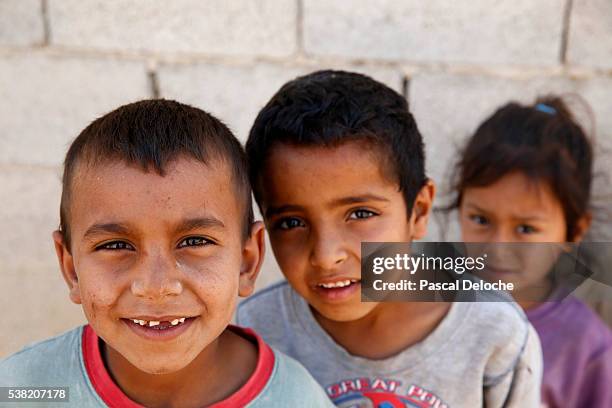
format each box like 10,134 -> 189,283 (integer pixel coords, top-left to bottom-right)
460,171 -> 567,243
459,171 -> 568,302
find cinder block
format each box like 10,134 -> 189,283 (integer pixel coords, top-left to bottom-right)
303,0 -> 564,66
410,72 -> 612,240
0,0 -> 44,46
158,62 -> 307,142
158,62 -> 404,142
567,0 -> 612,69
48,0 -> 296,57
0,53 -> 150,166
0,166 -> 63,271
0,165 -> 86,356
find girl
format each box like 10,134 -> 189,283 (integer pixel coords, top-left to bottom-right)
451,96 -> 612,407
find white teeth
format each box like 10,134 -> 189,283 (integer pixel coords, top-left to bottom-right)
319,280 -> 354,289
130,317 -> 189,326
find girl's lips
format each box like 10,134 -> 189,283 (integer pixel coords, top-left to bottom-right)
122,316 -> 196,341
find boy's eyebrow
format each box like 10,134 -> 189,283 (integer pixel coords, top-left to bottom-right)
175,217 -> 225,233
265,205 -> 304,218
329,194 -> 390,207
265,194 -> 390,218
464,202 -> 488,213
83,217 -> 225,239
83,222 -> 131,239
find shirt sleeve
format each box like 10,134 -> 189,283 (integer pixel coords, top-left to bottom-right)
484,323 -> 543,408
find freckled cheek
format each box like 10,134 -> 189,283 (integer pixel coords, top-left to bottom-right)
74,259 -> 128,317
79,275 -> 124,318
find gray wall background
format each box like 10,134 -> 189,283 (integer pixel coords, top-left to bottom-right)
1,0 -> 611,357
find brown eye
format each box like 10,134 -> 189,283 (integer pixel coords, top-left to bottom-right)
469,215 -> 488,226
349,209 -> 377,220
517,225 -> 537,234
178,236 -> 212,248
276,218 -> 305,230
97,241 -> 134,251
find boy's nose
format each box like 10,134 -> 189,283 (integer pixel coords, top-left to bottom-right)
130,252 -> 183,299
309,229 -> 349,271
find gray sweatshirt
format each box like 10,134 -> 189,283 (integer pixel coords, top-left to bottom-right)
237,281 -> 543,408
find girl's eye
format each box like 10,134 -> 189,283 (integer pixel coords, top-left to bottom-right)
348,209 -> 377,220
517,225 -> 537,234
178,237 -> 212,248
276,218 -> 305,230
469,215 -> 489,226
97,241 -> 134,251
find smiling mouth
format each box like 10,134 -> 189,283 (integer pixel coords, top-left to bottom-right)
316,279 -> 360,289
123,316 -> 194,331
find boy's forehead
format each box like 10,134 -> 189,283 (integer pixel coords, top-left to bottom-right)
68,157 -> 239,226
261,141 -> 401,205
71,156 -> 229,189
266,140 -> 390,174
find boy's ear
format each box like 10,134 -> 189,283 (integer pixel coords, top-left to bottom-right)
52,230 -> 82,304
238,221 -> 265,298
409,179 -> 436,240
571,212 -> 592,243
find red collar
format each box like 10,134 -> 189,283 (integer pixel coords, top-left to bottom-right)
82,325 -> 274,407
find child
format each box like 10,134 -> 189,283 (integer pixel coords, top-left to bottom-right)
237,70 -> 543,407
454,96 -> 612,407
0,100 -> 333,407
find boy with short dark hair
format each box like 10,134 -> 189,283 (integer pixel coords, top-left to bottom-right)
0,99 -> 333,407
238,70 -> 543,407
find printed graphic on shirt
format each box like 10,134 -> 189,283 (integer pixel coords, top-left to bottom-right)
327,377 -> 449,408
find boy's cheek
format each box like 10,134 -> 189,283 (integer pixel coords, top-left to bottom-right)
80,289 -> 118,320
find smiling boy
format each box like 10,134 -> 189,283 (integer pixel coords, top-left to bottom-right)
237,70 -> 543,407
0,100 -> 332,407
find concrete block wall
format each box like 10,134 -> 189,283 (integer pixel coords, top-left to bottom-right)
1,0 -> 610,357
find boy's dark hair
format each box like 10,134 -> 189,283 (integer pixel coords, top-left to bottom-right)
246,70 -> 426,215
450,96 -> 593,241
60,99 -> 254,250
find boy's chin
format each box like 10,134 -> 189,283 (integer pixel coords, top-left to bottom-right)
312,301 -> 379,323
125,351 -> 197,375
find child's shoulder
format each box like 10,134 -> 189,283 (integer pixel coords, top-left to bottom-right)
453,301 -> 538,380
456,300 -> 529,343
237,280 -> 292,325
251,348 -> 333,407
0,326 -> 84,387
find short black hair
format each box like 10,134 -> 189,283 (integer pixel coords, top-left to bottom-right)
246,70 -> 426,215
60,99 -> 253,250
450,96 -> 593,241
